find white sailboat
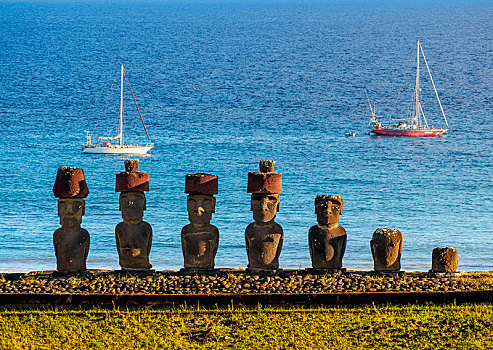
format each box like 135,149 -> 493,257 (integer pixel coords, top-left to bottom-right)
82,64 -> 154,154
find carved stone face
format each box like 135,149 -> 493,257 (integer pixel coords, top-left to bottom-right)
58,198 -> 85,228
187,194 -> 215,224
315,199 -> 342,226
371,230 -> 401,267
120,192 -> 146,223
251,194 -> 279,223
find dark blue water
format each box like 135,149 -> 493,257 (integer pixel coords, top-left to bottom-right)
0,0 -> 491,272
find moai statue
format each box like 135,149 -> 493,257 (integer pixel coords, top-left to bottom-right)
431,247 -> 459,273
115,159 -> 153,270
370,228 -> 403,272
53,166 -> 90,273
245,160 -> 283,271
181,173 -> 219,270
308,195 -> 347,270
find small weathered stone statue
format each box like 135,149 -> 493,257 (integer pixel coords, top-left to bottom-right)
245,160 -> 283,271
308,195 -> 347,270
181,173 -> 219,270
53,166 -> 90,273
115,159 -> 152,270
370,228 -> 403,272
431,247 -> 459,273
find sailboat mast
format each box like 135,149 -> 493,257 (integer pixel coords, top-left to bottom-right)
119,64 -> 124,146
415,40 -> 420,127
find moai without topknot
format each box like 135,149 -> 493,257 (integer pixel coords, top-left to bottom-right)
181,173 -> 220,270
115,159 -> 153,270
431,247 -> 459,273
308,195 -> 347,270
53,166 -> 90,273
245,160 -> 283,271
370,228 -> 403,272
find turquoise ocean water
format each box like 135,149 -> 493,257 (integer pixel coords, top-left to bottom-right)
0,0 -> 491,272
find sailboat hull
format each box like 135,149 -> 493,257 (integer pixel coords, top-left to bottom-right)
370,128 -> 447,137
82,145 -> 153,155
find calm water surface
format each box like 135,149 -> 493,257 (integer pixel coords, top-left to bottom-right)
0,0 -> 491,272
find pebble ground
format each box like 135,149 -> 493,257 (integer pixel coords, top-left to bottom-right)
0,270 -> 490,294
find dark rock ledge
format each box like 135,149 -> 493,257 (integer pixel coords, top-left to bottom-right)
0,270 -> 490,295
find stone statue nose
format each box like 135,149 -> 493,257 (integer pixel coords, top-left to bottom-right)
326,202 -> 333,213
260,199 -> 269,210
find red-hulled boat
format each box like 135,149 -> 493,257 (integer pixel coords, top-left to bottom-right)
368,41 -> 449,137
370,126 -> 448,137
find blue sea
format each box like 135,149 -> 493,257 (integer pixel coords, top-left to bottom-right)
0,0 -> 491,272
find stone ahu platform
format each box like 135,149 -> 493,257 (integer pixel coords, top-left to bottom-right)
0,270 -> 491,308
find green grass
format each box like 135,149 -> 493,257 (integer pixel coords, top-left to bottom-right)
0,304 -> 492,349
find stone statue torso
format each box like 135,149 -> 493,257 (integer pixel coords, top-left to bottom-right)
115,221 -> 152,269
181,224 -> 219,268
53,227 -> 90,272
308,225 -> 346,269
245,222 -> 283,269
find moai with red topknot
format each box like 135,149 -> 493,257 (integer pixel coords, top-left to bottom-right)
308,195 -> 347,271
53,166 -> 90,273
181,173 -> 219,271
245,160 -> 283,272
115,159 -> 153,270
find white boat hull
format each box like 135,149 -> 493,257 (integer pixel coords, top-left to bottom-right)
82,145 -> 153,155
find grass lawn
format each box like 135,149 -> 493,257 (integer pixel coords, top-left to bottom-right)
0,304 -> 492,349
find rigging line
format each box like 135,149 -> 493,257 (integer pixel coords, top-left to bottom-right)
408,85 -> 416,120
419,102 -> 429,128
390,47 -> 416,120
419,43 -> 449,127
365,89 -> 374,116
123,67 -> 152,143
